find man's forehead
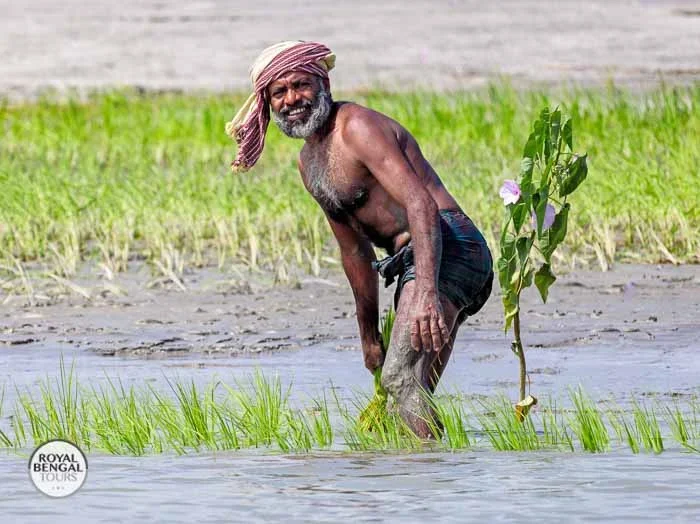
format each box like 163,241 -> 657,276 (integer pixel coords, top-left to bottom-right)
268,70 -> 319,87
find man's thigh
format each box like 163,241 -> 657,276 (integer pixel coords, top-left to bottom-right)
382,281 -> 462,383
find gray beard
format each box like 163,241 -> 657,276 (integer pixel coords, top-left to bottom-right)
271,87 -> 332,139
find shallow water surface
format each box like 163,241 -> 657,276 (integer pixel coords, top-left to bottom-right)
2,449 -> 699,523
1,343 -> 699,522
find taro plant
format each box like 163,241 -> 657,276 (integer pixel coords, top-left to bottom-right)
497,108 -> 588,405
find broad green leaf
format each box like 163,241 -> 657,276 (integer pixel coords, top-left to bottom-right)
520,157 -> 534,178
516,233 -> 534,266
534,263 -> 556,303
496,233 -> 517,291
512,202 -> 529,233
523,133 -> 538,159
550,109 -> 561,155
533,188 -> 549,236
539,203 -> 570,262
522,267 -> 534,289
540,108 -> 551,162
502,290 -> 519,333
562,117 -> 573,151
559,154 -> 588,197
519,157 -> 535,198
510,269 -> 521,288
499,230 -> 516,257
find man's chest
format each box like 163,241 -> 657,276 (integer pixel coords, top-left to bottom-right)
300,146 -> 371,217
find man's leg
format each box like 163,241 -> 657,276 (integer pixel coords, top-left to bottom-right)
427,308 -> 469,392
380,280 -> 461,438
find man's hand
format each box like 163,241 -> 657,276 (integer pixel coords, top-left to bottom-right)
362,338 -> 385,372
410,289 -> 450,352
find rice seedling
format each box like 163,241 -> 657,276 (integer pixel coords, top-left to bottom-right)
472,395 -> 541,451
663,402 -> 699,453
1,363 -> 698,456
307,395 -> 334,449
13,357 -> 88,447
431,393 -> 472,450
539,398 -> 574,451
224,371 -> 292,449
1,85 -> 699,287
358,307 -> 393,432
339,386 -> 424,452
632,401 -> 664,454
568,388 -> 610,453
87,379 -> 160,455
607,405 -> 641,454
168,378 -> 219,451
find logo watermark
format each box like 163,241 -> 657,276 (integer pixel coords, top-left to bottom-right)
28,439 -> 88,497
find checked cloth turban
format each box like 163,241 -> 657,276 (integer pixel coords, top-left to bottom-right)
225,41 -> 336,172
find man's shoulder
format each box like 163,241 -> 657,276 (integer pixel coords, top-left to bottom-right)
336,102 -> 394,141
336,101 -> 383,124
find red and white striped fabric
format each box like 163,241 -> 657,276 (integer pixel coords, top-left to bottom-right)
226,41 -> 336,172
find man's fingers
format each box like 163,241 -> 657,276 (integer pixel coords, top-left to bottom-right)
430,315 -> 443,352
437,315 -> 450,343
410,322 -> 422,352
420,319 -> 433,352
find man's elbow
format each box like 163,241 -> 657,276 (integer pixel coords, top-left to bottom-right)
406,192 -> 439,221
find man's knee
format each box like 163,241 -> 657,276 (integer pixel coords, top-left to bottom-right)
380,335 -> 412,394
380,348 -> 403,393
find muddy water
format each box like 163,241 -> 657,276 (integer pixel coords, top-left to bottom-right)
1,264 -> 700,521
2,449 -> 699,523
1,341 -> 700,523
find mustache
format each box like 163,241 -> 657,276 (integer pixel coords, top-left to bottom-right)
278,99 -> 314,115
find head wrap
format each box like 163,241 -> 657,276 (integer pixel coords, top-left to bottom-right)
225,41 -> 336,172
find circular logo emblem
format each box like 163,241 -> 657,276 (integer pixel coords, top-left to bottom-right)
28,439 -> 88,497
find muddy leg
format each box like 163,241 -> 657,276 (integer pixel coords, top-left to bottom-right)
427,306 -> 470,392
381,281 -> 460,438
427,326 -> 457,393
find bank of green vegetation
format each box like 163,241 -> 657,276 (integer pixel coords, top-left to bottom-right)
1,84 -> 698,289
0,365 -> 697,455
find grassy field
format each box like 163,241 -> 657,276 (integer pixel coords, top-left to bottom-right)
1,365 -> 697,455
1,84 -> 699,286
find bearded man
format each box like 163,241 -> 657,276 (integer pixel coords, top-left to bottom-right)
227,41 -> 493,438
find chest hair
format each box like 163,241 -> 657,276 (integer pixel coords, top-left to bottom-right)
304,146 -> 344,216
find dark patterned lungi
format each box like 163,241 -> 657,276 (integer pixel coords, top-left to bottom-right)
373,210 -> 493,322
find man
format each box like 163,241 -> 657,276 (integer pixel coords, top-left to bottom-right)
227,41 -> 493,437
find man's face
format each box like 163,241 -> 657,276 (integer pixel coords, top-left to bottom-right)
268,71 -> 332,139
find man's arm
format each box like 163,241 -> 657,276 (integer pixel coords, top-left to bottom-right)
325,212 -> 384,372
342,111 -> 449,353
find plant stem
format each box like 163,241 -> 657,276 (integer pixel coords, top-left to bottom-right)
513,310 -> 526,401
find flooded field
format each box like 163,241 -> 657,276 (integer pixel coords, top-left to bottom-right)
1,264 -> 699,521
2,0 -> 700,520
1,343 -> 699,522
2,448 -> 698,523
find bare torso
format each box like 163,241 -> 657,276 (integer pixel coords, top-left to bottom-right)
298,102 -> 463,255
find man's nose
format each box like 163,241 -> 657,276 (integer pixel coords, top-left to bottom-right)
284,88 -> 301,108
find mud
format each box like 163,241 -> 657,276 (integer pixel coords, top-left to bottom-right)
2,3 -> 700,522
2,264 -> 699,402
2,0 -> 700,100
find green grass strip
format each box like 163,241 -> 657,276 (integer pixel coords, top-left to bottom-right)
1,84 -> 699,284
1,364 -> 698,455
